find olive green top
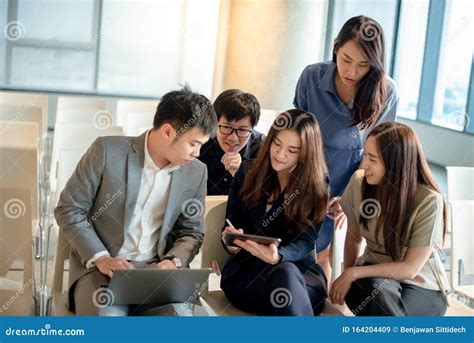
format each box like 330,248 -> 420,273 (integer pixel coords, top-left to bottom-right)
340,170 -> 449,291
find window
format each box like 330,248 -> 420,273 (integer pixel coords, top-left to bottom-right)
1,0 -> 220,98
326,0 -> 398,74
393,0 -> 430,120
431,0 -> 473,131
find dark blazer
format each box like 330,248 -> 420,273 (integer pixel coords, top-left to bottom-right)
221,161 -> 327,288
198,131 -> 265,195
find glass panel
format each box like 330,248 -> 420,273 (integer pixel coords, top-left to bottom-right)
329,0 -> 398,73
392,0 -> 429,120
0,0 -> 7,84
17,0 -> 95,43
10,47 -> 95,90
431,0 -> 473,131
97,0 -> 184,97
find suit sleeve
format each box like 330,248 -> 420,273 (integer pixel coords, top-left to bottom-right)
278,223 -> 319,263
165,166 -> 207,266
54,138 -> 109,266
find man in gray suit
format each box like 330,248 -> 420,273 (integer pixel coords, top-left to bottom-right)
54,87 -> 217,316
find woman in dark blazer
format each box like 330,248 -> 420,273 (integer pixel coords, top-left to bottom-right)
220,109 -> 329,316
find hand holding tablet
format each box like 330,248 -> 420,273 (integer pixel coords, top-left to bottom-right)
223,219 -> 282,247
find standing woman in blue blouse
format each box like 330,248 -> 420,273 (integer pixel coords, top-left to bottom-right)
294,15 -> 398,278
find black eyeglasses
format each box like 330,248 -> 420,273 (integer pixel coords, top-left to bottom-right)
218,125 -> 252,138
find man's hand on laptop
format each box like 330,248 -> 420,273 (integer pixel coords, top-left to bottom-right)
154,260 -> 177,269
95,256 -> 135,278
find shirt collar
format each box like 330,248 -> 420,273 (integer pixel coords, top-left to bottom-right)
317,61 -> 338,94
144,130 -> 180,173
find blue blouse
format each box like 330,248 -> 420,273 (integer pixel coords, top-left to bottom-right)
294,61 -> 398,197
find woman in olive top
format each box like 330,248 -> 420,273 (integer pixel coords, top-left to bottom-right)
330,121 -> 449,316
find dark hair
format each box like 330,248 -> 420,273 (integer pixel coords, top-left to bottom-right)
360,121 -> 446,261
153,85 -> 217,136
332,15 -> 387,129
240,109 -> 329,235
213,89 -> 261,127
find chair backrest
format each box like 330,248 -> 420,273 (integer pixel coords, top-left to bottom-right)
0,187 -> 33,285
0,104 -> 46,150
0,121 -> 39,149
254,109 -> 278,135
449,200 -> 474,288
116,99 -> 158,127
201,201 -> 230,270
446,167 -> 474,201
49,123 -> 123,191
0,92 -> 48,139
0,146 -> 38,220
57,96 -> 107,110
53,149 -> 84,207
204,195 -> 228,217
123,111 -> 154,136
52,224 -> 71,296
55,108 -> 115,127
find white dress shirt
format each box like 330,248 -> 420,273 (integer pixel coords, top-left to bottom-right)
86,131 -> 179,268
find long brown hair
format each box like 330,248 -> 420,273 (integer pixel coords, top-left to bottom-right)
240,109 -> 329,235
332,15 -> 387,129
360,121 -> 446,260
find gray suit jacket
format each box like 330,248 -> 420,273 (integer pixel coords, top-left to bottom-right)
54,132 -> 207,311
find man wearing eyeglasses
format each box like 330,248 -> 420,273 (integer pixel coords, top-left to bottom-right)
199,89 -> 265,195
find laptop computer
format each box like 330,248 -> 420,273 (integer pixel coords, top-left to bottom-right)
108,268 -> 212,306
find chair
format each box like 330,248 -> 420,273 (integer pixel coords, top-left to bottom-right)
116,99 -> 158,128
57,96 -> 107,110
204,195 -> 228,217
0,92 -> 48,140
201,202 -> 347,316
0,121 -> 39,151
254,109 -> 278,135
0,104 -> 46,154
122,111 -> 154,136
49,123 -> 123,192
201,202 -> 253,315
0,146 -> 39,224
0,187 -> 36,315
55,108 -> 115,125
446,167 -> 474,202
449,200 -> 474,295
50,223 -> 74,316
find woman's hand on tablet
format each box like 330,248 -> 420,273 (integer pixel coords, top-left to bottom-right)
234,239 -> 281,265
222,226 -> 243,253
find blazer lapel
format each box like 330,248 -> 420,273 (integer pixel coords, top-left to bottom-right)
159,167 -> 183,243
123,134 -> 145,232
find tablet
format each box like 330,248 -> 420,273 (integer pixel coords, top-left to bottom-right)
224,232 -> 282,247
